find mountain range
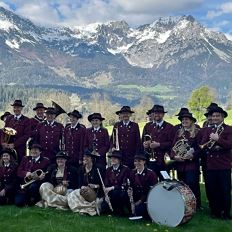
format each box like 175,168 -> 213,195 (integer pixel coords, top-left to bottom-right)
0,6 -> 232,109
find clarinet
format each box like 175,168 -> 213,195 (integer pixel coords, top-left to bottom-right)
127,178 -> 135,215
97,168 -> 113,212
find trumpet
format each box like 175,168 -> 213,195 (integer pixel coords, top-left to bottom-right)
20,169 -> 48,189
143,134 -> 156,161
199,123 -> 224,150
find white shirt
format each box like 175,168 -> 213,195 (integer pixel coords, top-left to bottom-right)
71,122 -> 79,129
93,126 -> 100,132
112,164 -> 120,171
14,114 -> 22,120
47,120 -> 55,126
32,156 -> 40,163
137,168 -> 145,175
155,120 -> 164,128
123,121 -> 130,126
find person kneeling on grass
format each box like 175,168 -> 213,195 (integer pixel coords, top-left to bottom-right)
67,149 -> 104,216
127,152 -> 158,218
0,149 -> 18,205
36,151 -> 78,210
101,150 -> 131,216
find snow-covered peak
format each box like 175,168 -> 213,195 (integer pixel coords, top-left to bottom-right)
0,18 -> 19,31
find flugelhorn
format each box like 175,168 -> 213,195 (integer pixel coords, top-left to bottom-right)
143,134 -> 156,161
199,123 -> 224,150
20,169 -> 48,189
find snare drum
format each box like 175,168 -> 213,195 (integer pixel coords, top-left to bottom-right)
147,180 -> 196,227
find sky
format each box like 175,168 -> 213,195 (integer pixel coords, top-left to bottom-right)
0,0 -> 231,37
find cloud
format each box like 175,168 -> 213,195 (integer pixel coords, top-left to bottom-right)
207,2 -> 232,19
0,0 -> 203,27
0,1 -> 11,10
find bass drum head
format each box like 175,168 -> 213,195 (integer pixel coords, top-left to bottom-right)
147,183 -> 185,227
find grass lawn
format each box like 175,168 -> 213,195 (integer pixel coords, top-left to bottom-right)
0,186 -> 231,232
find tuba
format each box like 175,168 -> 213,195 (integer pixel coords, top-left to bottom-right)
2,127 -> 17,143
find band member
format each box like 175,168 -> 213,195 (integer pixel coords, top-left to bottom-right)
85,113 -> 110,169
170,111 -> 201,208
0,149 -> 18,205
198,106 -> 232,220
67,149 -> 104,215
142,108 -> 154,142
34,107 -> 64,161
128,153 -> 158,218
101,150 -> 131,215
112,106 -> 141,168
64,110 -> 86,167
15,144 -> 50,207
198,102 -> 218,201
173,108 -> 190,133
4,100 -> 31,162
37,151 -> 78,210
143,105 -> 174,179
0,112 -> 12,122
202,103 -> 218,128
30,103 -> 47,132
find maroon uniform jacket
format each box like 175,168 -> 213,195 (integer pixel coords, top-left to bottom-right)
150,121 -> 175,166
111,121 -> 141,168
64,123 -> 86,165
30,116 -> 45,133
197,123 -> 232,170
34,121 -> 64,161
104,164 -> 131,190
130,168 -> 158,203
142,121 -> 154,142
17,156 -> 50,182
0,163 -> 18,194
170,129 -> 200,172
5,115 -> 31,161
85,127 -> 110,167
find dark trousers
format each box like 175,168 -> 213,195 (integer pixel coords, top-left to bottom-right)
147,162 -> 167,181
101,189 -> 130,215
177,170 -> 201,208
15,182 -> 41,207
135,202 -> 148,218
206,169 -> 231,217
0,192 -> 15,205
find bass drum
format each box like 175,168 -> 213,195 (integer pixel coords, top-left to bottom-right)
147,180 -> 196,227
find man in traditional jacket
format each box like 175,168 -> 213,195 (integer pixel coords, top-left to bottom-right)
198,106 -> 232,220
4,100 -> 31,162
143,105 -> 174,179
34,107 -> 63,162
111,106 -> 141,168
64,110 -> 86,167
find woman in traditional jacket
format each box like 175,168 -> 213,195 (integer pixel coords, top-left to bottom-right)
0,149 -> 18,205
67,149 -> 104,216
37,151 -> 78,210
